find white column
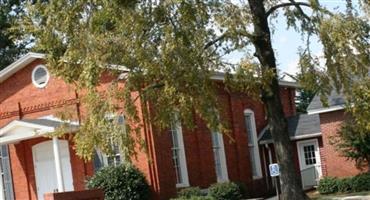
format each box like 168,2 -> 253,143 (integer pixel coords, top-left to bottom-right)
0,158 -> 5,200
52,137 -> 65,192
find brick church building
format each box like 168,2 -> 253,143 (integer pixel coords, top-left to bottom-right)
0,53 -> 362,200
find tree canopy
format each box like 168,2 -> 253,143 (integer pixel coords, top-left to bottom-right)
0,0 -> 29,69
19,1 -> 369,199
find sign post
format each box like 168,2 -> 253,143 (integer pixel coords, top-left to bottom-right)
269,163 -> 280,200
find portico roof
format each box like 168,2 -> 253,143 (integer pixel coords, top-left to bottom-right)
0,119 -> 78,145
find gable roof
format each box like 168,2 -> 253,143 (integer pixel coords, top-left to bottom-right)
0,118 -> 78,145
259,114 -> 321,144
0,52 -> 299,88
307,90 -> 345,115
0,52 -> 45,83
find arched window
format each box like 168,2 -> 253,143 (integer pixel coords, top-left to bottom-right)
211,130 -> 229,182
244,109 -> 262,179
170,118 -> 189,188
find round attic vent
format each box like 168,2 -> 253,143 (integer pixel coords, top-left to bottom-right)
32,65 -> 49,88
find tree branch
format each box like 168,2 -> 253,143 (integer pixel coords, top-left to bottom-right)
204,31 -> 256,50
289,0 -> 311,21
266,2 -> 311,17
204,33 -> 227,50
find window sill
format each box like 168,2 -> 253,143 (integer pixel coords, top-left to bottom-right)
176,183 -> 190,188
217,178 -> 229,183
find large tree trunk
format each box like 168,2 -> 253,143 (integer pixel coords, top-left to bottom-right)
247,1 -> 309,199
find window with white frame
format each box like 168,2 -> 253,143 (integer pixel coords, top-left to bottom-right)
211,131 -> 229,182
93,115 -> 125,171
0,145 -> 14,200
244,109 -> 262,179
170,120 -> 189,187
32,65 -> 49,88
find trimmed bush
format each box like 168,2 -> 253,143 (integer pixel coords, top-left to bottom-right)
337,178 -> 352,193
351,173 -> 370,192
86,164 -> 150,200
318,173 -> 370,194
317,177 -> 338,194
172,196 -> 214,200
208,182 -> 243,200
178,187 -> 204,198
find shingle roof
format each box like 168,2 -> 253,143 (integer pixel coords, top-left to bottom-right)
259,114 -> 321,144
307,90 -> 345,113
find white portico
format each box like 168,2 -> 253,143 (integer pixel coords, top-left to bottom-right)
0,118 -> 78,200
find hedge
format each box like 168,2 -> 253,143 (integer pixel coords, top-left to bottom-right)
172,182 -> 243,200
208,182 -> 243,200
318,173 -> 370,194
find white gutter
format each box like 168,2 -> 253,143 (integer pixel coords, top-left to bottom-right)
0,52 -> 45,83
211,73 -> 299,88
259,132 -> 322,144
307,105 -> 345,115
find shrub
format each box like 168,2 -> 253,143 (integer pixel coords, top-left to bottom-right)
208,182 -> 243,200
172,196 -> 214,200
351,173 -> 370,192
86,164 -> 150,200
178,187 -> 204,198
337,178 -> 352,193
317,177 -> 338,194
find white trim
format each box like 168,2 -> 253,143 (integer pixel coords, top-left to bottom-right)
211,132 -> 229,183
307,105 -> 345,115
244,109 -> 263,179
53,137 -> 65,192
0,120 -> 54,136
293,132 -> 322,140
259,132 -> 322,144
171,121 -> 189,188
0,52 -> 45,83
211,72 -> 299,88
32,64 -> 50,88
257,126 -> 269,141
0,119 -> 78,145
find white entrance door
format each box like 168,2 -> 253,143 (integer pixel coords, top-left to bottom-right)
297,139 -> 322,189
32,140 -> 74,200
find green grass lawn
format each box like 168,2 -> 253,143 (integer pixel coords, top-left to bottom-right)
307,190 -> 370,200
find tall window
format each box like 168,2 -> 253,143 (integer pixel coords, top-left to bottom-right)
170,120 -> 189,187
244,109 -> 262,179
93,115 -> 124,171
0,145 -> 14,200
211,131 -> 228,182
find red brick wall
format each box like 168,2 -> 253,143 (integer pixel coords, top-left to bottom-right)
150,85 -> 296,199
0,59 -> 297,200
44,189 -> 104,200
0,61 -> 154,200
319,110 -> 364,177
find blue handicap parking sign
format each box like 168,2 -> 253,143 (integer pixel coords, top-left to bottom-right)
269,163 -> 280,177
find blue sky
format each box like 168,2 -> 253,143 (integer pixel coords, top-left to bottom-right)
224,1 -> 352,79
